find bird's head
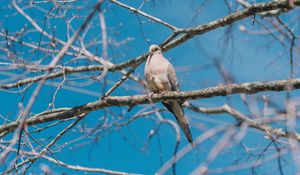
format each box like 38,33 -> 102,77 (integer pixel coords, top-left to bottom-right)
149,45 -> 161,53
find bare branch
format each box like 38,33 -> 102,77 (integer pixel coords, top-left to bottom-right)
2,78 -> 300,139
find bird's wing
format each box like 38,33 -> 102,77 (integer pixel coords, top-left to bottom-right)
167,62 -> 180,91
144,54 -> 158,92
166,61 -> 187,105
164,60 -> 193,143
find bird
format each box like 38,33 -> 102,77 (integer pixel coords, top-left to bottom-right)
144,44 -> 193,144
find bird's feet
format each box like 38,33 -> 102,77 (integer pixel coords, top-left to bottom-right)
159,90 -> 169,95
147,92 -> 155,103
146,90 -> 168,103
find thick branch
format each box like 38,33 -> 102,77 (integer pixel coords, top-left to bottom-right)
1,78 -> 300,136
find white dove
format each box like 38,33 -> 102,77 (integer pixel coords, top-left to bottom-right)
144,44 -> 193,144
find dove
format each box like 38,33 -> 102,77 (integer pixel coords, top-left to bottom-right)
144,44 -> 193,144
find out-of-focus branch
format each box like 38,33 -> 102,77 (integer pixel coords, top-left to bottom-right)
236,0 -> 294,17
186,103 -> 288,142
41,154 -> 143,175
157,125 -> 229,175
0,148 -> 142,175
99,11 -> 108,60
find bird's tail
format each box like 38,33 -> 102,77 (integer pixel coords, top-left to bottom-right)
163,102 -> 193,144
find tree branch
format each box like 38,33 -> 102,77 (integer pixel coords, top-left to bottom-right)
1,78 -> 300,138
163,0 -> 299,50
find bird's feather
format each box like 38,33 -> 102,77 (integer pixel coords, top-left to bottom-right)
162,102 -> 193,143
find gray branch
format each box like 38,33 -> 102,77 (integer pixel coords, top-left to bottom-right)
1,78 -> 300,138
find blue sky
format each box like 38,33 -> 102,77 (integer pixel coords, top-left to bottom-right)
0,0 -> 299,174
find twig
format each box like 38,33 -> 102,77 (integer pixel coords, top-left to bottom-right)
109,0 -> 179,31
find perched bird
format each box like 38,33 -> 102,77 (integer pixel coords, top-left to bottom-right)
144,44 -> 193,144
